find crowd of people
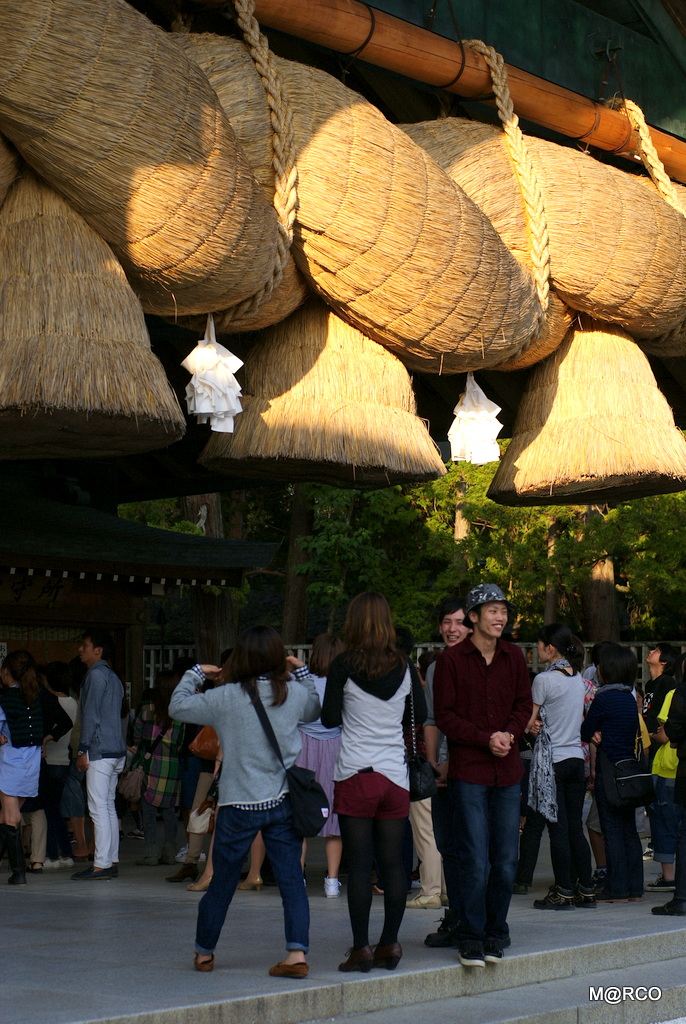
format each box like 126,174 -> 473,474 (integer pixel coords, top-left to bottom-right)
1,588 -> 685,979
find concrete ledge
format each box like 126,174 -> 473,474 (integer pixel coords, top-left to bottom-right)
79,934 -> 686,1024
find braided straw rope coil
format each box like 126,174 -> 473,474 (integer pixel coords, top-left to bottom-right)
635,172 -> 686,356
0,169 -> 185,459
405,118 -> 686,342
177,33 -> 539,373
174,30 -> 309,334
199,299 -> 447,484
0,135 -> 18,209
404,119 -> 572,371
487,316 -> 686,506
0,0 -> 280,317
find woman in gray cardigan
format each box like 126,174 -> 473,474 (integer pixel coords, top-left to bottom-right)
169,625 -> 320,978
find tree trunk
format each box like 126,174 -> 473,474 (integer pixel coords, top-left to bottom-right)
453,475 -> 470,542
584,555 -> 619,641
544,518 -> 559,624
582,507 -> 619,641
181,493 -> 239,662
281,484 -> 313,644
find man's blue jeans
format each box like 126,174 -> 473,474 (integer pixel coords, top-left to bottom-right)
450,779 -> 520,944
196,795 -> 309,954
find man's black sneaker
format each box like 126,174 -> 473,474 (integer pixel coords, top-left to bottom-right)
573,884 -> 597,908
458,942 -> 485,968
424,908 -> 460,948
533,885 -> 576,910
483,939 -> 504,963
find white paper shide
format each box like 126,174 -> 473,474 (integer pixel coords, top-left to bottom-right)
182,314 -> 243,432
448,373 -> 503,464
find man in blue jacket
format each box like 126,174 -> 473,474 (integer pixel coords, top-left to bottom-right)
72,630 -> 126,880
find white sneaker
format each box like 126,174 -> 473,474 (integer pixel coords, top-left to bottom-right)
43,859 -> 61,869
324,876 -> 341,898
405,892 -> 442,909
59,857 -> 75,868
175,845 -> 188,863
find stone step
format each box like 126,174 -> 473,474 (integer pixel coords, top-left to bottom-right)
299,958 -> 686,1024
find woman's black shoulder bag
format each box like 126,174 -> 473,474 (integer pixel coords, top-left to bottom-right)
251,691 -> 330,838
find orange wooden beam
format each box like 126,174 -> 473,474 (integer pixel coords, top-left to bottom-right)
196,0 -> 686,184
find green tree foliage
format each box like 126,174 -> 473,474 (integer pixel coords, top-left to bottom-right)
293,461 -> 686,642
118,497 -> 202,535
119,471 -> 686,643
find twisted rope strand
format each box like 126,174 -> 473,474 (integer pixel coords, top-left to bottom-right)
465,39 -> 551,346
606,97 -> 685,216
219,0 -> 299,325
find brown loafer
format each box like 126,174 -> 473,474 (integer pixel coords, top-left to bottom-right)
194,952 -> 214,972
373,942 -> 402,970
268,960 -> 309,978
338,945 -> 373,972
166,863 -> 199,883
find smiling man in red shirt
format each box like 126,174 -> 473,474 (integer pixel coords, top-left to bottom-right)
434,584 -> 532,968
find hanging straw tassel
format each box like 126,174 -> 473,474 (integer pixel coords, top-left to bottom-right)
182,315 -> 243,432
199,299 -> 447,484
487,316 -> 686,506
448,374 -> 503,465
0,169 -> 185,459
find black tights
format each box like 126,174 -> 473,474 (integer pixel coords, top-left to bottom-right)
339,814 -> 407,950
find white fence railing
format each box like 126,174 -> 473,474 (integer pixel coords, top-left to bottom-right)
144,640 -> 684,687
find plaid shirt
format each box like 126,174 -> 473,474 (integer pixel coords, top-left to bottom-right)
133,702 -> 183,809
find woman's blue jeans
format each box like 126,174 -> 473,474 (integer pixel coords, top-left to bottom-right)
450,779 -> 520,944
196,795 -> 309,955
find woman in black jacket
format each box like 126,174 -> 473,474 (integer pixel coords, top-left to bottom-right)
322,592 -> 426,973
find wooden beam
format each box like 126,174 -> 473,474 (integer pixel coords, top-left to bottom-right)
197,0 -> 686,183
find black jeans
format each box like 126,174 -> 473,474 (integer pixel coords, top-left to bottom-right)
595,760 -> 643,898
432,785 -> 460,908
547,757 -> 592,890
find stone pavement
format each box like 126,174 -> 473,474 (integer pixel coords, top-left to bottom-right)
3,833 -> 686,1024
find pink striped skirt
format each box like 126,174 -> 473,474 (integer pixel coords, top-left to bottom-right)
296,733 -> 341,837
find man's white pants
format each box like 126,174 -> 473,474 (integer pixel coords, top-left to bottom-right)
86,757 -> 125,869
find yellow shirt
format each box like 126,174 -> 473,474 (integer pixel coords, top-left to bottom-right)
651,690 -> 678,778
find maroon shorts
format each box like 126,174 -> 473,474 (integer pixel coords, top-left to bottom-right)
333,771 -> 410,819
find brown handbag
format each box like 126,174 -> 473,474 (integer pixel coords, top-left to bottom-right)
188,725 -> 219,761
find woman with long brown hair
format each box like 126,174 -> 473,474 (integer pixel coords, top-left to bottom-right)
321,592 -> 426,972
169,625 -> 320,977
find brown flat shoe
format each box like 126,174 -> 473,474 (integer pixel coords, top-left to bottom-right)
194,952 -> 214,972
338,945 -> 373,972
373,942 -> 402,970
166,863 -> 199,883
268,960 -> 309,978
